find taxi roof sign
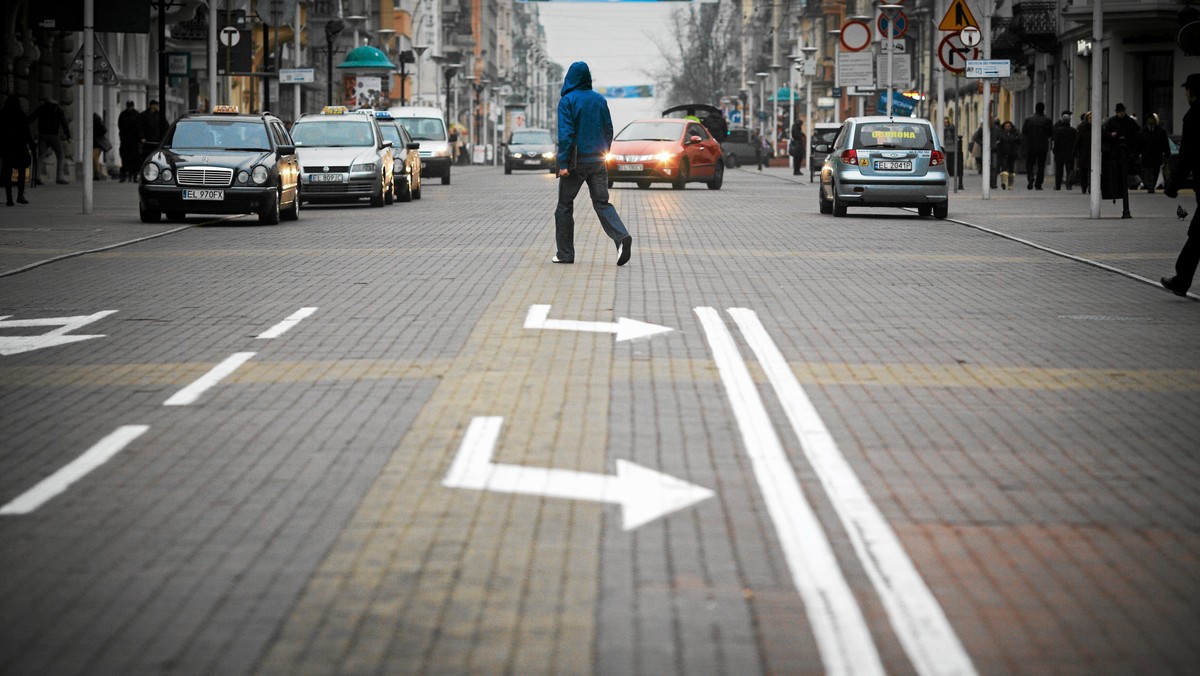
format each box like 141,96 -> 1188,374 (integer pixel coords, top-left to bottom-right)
321,105 -> 348,115
938,0 -> 979,31
212,105 -> 240,114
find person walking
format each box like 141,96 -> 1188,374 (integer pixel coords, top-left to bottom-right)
752,128 -> 769,171
1021,102 -> 1053,189
971,118 -> 1001,188
1052,110 -> 1077,190
30,97 -> 70,185
1074,112 -> 1093,194
942,116 -> 958,177
1102,102 -> 1141,194
1161,74 -> 1200,298
92,112 -> 110,180
1137,113 -> 1170,193
789,119 -> 806,175
117,100 -> 140,182
2,96 -> 33,205
552,61 -> 632,266
138,100 -> 163,173
996,120 -> 1021,190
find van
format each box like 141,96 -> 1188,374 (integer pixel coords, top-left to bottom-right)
387,106 -> 455,185
720,127 -> 757,168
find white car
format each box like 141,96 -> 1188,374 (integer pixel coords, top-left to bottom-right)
389,106 -> 454,185
290,106 -> 395,207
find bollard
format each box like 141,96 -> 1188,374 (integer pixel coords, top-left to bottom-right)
1119,140 -> 1132,219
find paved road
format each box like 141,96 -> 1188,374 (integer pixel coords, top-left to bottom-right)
1,167 -> 1198,675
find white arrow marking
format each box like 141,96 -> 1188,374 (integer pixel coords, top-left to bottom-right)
0,311 -> 117,356
524,304 -> 673,342
443,417 -> 713,531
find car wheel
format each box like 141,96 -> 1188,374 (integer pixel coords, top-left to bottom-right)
727,153 -> 739,169
385,179 -> 395,205
832,185 -> 847,217
442,171 -> 451,185
139,204 -> 161,223
933,201 -> 949,219
707,162 -> 724,190
397,175 -> 413,202
918,205 -> 932,217
370,180 -> 386,207
282,184 -> 300,221
165,211 -> 185,222
259,187 -> 281,224
505,163 -> 512,175
672,159 -> 689,190
637,180 -> 650,189
818,186 -> 833,214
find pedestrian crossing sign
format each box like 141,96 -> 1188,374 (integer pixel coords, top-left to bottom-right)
938,0 -> 979,31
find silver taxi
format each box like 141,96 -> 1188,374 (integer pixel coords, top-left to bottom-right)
290,106 -> 395,207
819,116 -> 949,219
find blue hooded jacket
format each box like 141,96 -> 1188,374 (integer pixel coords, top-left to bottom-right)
556,61 -> 614,167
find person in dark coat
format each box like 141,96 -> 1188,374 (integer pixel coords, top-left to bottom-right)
1074,112 -> 1093,193
1102,102 -> 1141,192
117,100 -> 140,182
971,118 -> 1001,188
1021,101 -> 1053,190
1137,113 -> 1170,193
30,97 -> 70,184
92,113 -> 110,180
1051,110 -> 1077,190
2,96 -> 34,205
138,100 -> 163,170
1162,74 -> 1200,297
996,121 -> 1021,190
702,111 -> 727,146
789,119 -> 806,175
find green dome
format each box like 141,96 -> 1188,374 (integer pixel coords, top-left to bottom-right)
337,45 -> 396,70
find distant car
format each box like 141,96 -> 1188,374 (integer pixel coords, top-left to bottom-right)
605,118 -> 724,190
290,106 -> 394,207
504,128 -> 556,174
819,116 -> 949,218
809,123 -> 843,181
137,106 -> 300,225
389,106 -> 454,185
374,111 -> 423,202
720,127 -> 757,168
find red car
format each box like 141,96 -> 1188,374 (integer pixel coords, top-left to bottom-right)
604,118 -> 724,190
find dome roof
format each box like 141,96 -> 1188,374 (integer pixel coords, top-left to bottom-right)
337,45 -> 396,70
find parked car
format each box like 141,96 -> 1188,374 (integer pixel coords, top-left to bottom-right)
290,106 -> 394,207
503,128 -> 556,174
809,122 -> 844,181
720,127 -> 757,168
373,111 -> 423,201
819,116 -> 949,218
137,105 -> 300,225
605,118 -> 724,190
389,106 -> 454,185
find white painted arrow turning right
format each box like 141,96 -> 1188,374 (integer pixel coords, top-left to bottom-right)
524,304 -> 674,342
443,417 -> 713,530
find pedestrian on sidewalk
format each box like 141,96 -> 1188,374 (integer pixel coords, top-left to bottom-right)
1052,110 -> 1077,190
30,97 -> 70,185
996,120 -> 1020,190
1137,113 -> 1170,193
1102,103 -> 1141,194
1021,102 -> 1053,189
1074,112 -> 1093,193
752,129 -> 768,171
92,112 -> 110,180
552,61 -> 632,267
138,100 -> 163,172
2,95 -> 33,205
117,101 -> 140,182
971,118 -> 1000,188
789,119 -> 806,175
1161,74 -> 1200,298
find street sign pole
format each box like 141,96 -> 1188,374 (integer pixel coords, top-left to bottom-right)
1090,0 -> 1102,218
208,1 -> 217,109
981,2 -> 991,201
83,0 -> 94,214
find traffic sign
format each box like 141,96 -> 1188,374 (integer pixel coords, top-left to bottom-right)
840,20 -> 872,52
877,11 -> 908,40
939,0 -> 979,31
280,68 -> 315,84
959,26 -> 981,47
937,33 -> 980,74
965,59 -> 1011,79
63,35 -> 119,86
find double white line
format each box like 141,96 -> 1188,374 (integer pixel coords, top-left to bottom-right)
696,307 -> 975,676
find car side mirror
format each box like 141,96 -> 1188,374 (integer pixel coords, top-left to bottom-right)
407,142 -> 420,151
276,144 -> 296,156
688,135 -> 703,145
382,140 -> 394,148
448,132 -> 459,142
815,144 -> 830,153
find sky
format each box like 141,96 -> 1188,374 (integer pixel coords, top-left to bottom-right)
537,3 -> 680,129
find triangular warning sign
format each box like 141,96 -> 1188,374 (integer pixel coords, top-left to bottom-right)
939,0 -> 979,31
63,35 -> 119,86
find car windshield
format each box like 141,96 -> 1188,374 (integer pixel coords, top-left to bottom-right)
616,121 -> 681,142
397,117 -> 447,141
510,131 -> 552,145
378,123 -> 402,147
291,120 -> 375,147
166,119 -> 271,150
855,123 -> 934,150
813,129 -> 841,144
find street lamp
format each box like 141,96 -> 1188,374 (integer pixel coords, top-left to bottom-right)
755,72 -> 769,138
770,63 -> 782,157
879,4 -> 904,118
827,29 -> 841,123
788,53 -> 802,143
801,46 -> 818,180
443,61 -> 461,129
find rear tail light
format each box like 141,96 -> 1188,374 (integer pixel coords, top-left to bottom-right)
839,149 -> 858,165
930,150 -> 945,167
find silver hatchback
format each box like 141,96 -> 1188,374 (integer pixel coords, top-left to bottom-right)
819,117 -> 949,218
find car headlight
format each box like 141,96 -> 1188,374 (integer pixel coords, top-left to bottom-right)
351,163 -> 377,173
142,163 -> 160,182
237,171 -> 250,184
160,167 -> 173,183
542,152 -> 555,159
432,147 -> 450,157
512,152 -> 524,159
251,166 -> 270,184
655,151 -> 676,164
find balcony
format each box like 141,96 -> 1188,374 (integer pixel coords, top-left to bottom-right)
1012,1 -> 1058,53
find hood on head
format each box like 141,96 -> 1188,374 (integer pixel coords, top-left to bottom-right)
561,62 -> 592,97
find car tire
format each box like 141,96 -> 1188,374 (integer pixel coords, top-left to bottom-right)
637,180 -> 650,190
707,163 -> 724,190
818,187 -> 833,214
165,211 -> 185,222
672,160 -> 689,190
505,163 -> 512,175
727,154 -> 739,169
282,184 -> 300,221
918,205 -> 932,217
397,175 -> 413,202
370,181 -> 386,208
385,180 -> 395,205
442,171 -> 451,185
933,201 -> 949,219
832,185 -> 847,217
140,204 -> 161,223
260,187 -> 281,225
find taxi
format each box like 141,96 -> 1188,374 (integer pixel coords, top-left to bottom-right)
137,106 -> 301,225
290,106 -> 395,207
372,110 -> 423,202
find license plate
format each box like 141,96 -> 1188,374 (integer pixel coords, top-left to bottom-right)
523,159 -> 541,165
874,161 -> 912,171
309,173 -> 344,183
182,189 -> 224,201
618,164 -> 643,172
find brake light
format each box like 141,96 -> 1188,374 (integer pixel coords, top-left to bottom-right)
930,150 -> 945,166
839,149 -> 858,165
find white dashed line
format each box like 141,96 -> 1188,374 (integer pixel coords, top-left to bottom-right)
164,352 -> 256,406
257,307 -> 318,339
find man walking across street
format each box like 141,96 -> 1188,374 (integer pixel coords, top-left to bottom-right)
553,61 -> 632,266
1021,101 -> 1053,190
30,97 -> 70,185
1052,110 -> 1077,190
1161,74 -> 1200,298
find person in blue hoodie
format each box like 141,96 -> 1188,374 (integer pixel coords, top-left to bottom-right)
554,61 -> 633,266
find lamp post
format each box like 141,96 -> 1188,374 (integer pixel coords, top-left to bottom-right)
827,29 -> 840,123
788,53 -> 802,142
745,79 -> 756,133
491,84 -> 500,166
770,63 -> 782,156
879,4 -> 904,118
755,71 -> 769,138
443,62 -> 460,127
324,20 -> 345,105
802,45 -> 818,180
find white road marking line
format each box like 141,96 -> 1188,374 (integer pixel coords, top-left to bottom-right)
444,417 -> 713,530
0,425 -> 150,515
728,308 -> 977,676
694,307 -> 885,676
524,304 -> 674,342
256,307 -> 318,340
163,352 -> 256,406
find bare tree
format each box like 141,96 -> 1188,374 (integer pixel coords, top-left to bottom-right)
652,2 -> 742,105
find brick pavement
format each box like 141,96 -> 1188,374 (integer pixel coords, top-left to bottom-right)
0,164 -> 1197,674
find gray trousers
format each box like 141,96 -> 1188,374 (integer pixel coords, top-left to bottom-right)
554,162 -> 630,262
37,136 -> 67,181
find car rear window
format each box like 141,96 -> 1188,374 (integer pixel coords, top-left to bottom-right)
616,121 -> 682,142
725,129 -> 749,143
291,119 -> 375,147
855,122 -> 934,150
397,117 -> 447,141
167,120 -> 271,150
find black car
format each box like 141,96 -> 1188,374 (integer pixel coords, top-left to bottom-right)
504,128 -> 557,174
138,106 -> 301,225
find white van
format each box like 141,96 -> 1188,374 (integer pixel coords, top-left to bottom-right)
388,106 -> 454,185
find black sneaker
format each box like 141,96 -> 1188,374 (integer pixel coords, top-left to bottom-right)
616,236 -> 632,266
552,255 -> 573,264
1161,276 -> 1188,297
